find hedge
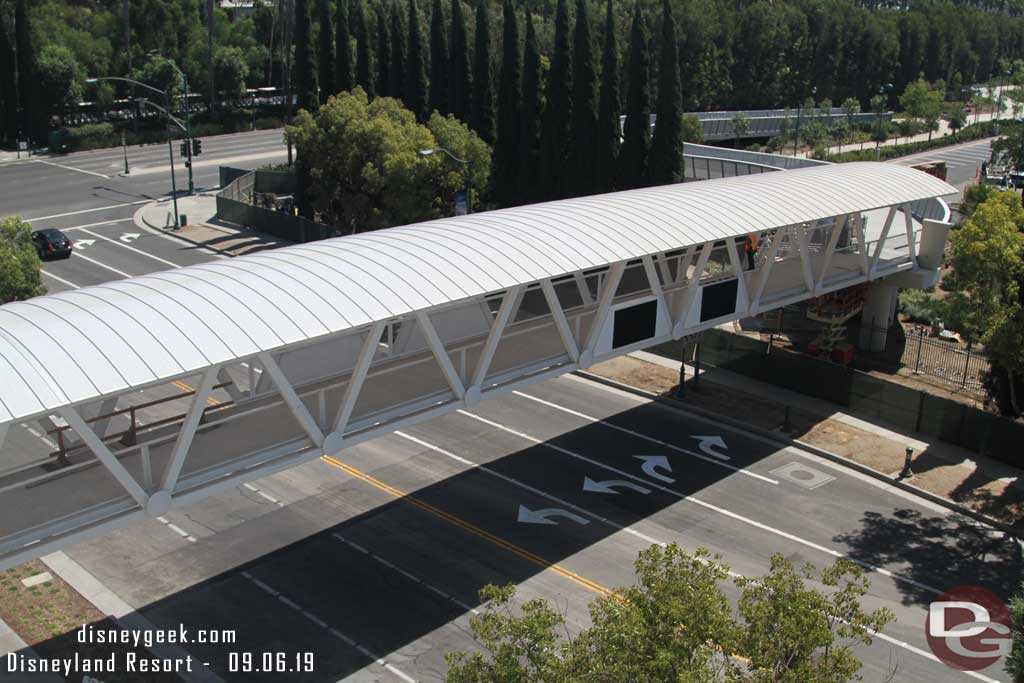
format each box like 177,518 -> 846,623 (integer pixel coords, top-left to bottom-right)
59,113 -> 285,153
819,120 -> 1010,163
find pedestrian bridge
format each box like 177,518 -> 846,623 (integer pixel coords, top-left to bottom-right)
0,160 -> 955,569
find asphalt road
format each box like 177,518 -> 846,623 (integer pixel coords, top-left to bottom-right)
1,131 -> 1017,682
892,137 -> 993,191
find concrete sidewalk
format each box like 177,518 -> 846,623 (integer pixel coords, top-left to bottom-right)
591,349 -> 1024,530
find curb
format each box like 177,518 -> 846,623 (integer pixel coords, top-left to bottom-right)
574,370 -> 1018,536
133,202 -> 238,258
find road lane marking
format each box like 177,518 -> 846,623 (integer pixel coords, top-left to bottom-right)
33,159 -> 111,179
331,532 -> 481,615
155,516 -> 196,543
319,454 -> 616,598
510,391 -> 782,483
171,379 -> 220,406
53,217 -> 135,232
40,270 -> 81,289
456,409 -> 943,597
869,629 -> 1004,683
22,200 -> 151,222
242,482 -> 284,507
72,227 -> 181,268
69,252 -> 134,278
240,571 -> 417,683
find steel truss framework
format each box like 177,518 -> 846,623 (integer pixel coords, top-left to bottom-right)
0,200 -> 949,569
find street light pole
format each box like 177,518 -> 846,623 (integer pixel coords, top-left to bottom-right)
152,53 -> 195,195
417,147 -> 473,215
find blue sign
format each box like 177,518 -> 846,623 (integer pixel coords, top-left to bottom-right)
454,190 -> 468,216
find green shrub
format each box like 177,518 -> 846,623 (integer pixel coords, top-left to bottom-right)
825,120 -> 1006,163
63,122 -> 116,150
898,289 -> 948,324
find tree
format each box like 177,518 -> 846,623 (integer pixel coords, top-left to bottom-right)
318,0 -> 335,102
519,12 -> 543,203
899,77 -> 943,141
286,88 -> 490,231
388,2 -> 406,105
566,0 -> 598,197
0,216 -> 45,304
448,0 -> 471,122
647,0 -> 683,186
870,93 -> 890,152
619,2 -> 650,190
428,0 -> 448,116
594,0 -> 620,194
36,45 -> 85,120
492,0 -> 520,206
445,544 -> 893,683
681,113 -> 703,143
469,1 -> 495,144
336,0 -> 354,93
842,97 -> 860,126
404,0 -> 427,119
15,0 -> 41,141
1008,582 -> 1024,682
949,191 -> 1024,415
731,111 -> 751,146
0,16 -> 17,145
374,3 -> 390,96
539,0 -> 572,198
212,46 -> 249,100
294,0 -> 319,111
945,102 -> 968,137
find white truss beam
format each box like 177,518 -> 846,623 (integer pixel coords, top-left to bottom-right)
655,253 -> 673,288
415,311 -> 466,399
724,238 -> 750,313
259,352 -> 325,448
217,367 -> 244,401
750,226 -> 786,312
572,272 -> 594,306
472,286 -> 525,387
815,214 -> 847,293
333,322 -> 385,433
160,366 -> 219,492
675,245 -> 697,286
793,224 -> 816,293
57,406 -> 149,509
641,255 -> 669,317
0,423 -> 7,452
582,262 -> 625,362
672,242 -> 712,332
851,213 -> 869,275
903,205 -> 917,267
539,280 -> 579,363
869,206 -> 898,275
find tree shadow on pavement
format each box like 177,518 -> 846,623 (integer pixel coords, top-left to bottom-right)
832,507 -> 1022,606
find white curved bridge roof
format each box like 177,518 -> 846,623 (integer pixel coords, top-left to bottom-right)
0,162 -> 955,425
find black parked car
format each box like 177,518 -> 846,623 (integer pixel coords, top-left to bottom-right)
31,229 -> 73,260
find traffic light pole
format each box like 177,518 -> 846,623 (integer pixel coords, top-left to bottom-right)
166,92 -> 181,227
182,73 -> 194,195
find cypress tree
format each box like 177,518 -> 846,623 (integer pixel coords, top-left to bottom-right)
354,0 -> 374,96
336,0 -> 354,92
295,0 -> 320,111
0,15 -> 18,144
493,0 -> 521,206
470,1 -> 495,144
594,0 -> 620,193
648,0 -> 683,185
375,4 -> 391,96
389,3 -> 407,103
538,0 -> 572,198
14,0 -> 39,141
519,12 -> 543,202
405,0 -> 428,118
619,2 -> 650,189
448,0 -> 471,122
318,0 -> 336,102
428,0 -> 449,115
568,0 -> 597,197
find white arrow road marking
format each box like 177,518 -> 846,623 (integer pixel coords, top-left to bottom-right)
517,505 -> 590,526
74,227 -> 181,267
72,239 -> 96,249
120,233 -> 141,243
691,435 -> 728,460
582,477 -> 651,495
634,455 -> 675,483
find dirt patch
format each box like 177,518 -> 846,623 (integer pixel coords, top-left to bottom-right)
0,560 -> 184,682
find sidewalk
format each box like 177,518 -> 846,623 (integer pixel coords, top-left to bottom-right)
135,193 -> 292,257
588,349 -> 1024,531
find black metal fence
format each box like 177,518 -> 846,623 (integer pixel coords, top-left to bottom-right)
855,323 -> 990,393
673,328 -> 1023,464
216,167 -> 333,243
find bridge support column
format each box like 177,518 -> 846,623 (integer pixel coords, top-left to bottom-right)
858,280 -> 898,353
917,219 -> 953,271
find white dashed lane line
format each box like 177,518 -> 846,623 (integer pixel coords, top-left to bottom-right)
155,516 -> 197,543
242,482 -> 284,507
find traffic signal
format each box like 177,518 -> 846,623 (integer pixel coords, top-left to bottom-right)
179,141 -> 188,157
191,138 -> 202,156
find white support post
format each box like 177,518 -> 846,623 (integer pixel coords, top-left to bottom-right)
140,445 -> 153,490
750,226 -> 786,312
582,262 -> 625,361
655,253 -> 673,288
160,366 -> 219,492
903,205 -> 917,267
816,214 -> 847,293
539,280 -> 580,363
333,322 -> 385,433
674,242 -> 712,329
869,206 -> 898,275
471,285 -> 523,388
572,272 -> 593,306
675,245 -> 697,286
216,367 -> 244,401
852,213 -> 869,275
793,224 -> 816,293
259,352 -> 325,449
57,406 -> 149,509
642,255 -> 669,315
415,310 -> 466,400
89,396 -> 120,438
723,238 -> 750,313
0,423 -> 7,452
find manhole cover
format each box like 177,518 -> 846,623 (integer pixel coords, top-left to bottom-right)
769,462 -> 836,490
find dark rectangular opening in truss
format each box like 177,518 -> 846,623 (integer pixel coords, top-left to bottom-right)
612,300 -> 658,349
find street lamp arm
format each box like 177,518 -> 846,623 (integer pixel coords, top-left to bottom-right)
86,76 -> 167,100
136,98 -> 188,133
420,147 -> 470,165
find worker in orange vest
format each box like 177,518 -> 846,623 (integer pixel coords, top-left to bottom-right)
743,232 -> 759,271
